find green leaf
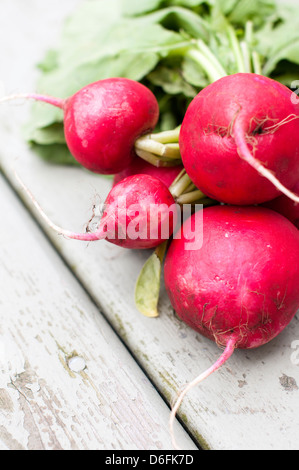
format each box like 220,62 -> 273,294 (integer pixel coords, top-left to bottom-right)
148,65 -> 197,97
121,0 -> 207,17
217,0 -> 276,27
135,241 -> 168,318
133,6 -> 210,40
58,19 -> 186,70
24,122 -> 66,145
256,5 -> 299,77
25,99 -> 64,135
29,143 -> 79,166
38,49 -> 59,73
26,0 -> 298,168
121,0 -> 164,16
263,39 -> 299,76
25,14 -> 187,135
182,56 -> 209,87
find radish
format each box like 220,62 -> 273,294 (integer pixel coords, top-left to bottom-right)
18,173 -> 178,250
164,205 -> 299,448
180,73 -> 299,206
262,182 -> 299,229
1,78 -> 159,174
113,158 -> 184,188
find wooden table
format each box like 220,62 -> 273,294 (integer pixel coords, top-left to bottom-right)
1,0 -> 299,451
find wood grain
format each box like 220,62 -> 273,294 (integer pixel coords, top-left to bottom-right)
0,174 -> 197,450
0,0 -> 299,451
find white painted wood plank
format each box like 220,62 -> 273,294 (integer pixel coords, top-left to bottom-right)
0,174 -> 197,451
1,0 -> 299,450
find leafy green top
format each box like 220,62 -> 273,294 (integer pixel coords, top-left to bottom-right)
24,0 -> 299,164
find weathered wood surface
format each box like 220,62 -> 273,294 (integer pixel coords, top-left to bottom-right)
0,172 -> 197,451
1,0 -> 299,451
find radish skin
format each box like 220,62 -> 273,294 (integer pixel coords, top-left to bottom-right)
113,158 -> 184,189
63,79 -> 159,174
262,182 -> 299,229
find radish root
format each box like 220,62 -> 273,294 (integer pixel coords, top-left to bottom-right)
233,120 -> 299,204
263,114 -> 299,134
0,93 -> 64,109
169,336 -> 237,450
15,172 -> 105,241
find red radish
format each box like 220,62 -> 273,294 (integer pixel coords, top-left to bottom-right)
180,73 -> 299,206
2,78 -> 159,174
113,158 -> 184,188
18,174 -> 177,250
164,205 -> 299,448
262,182 -> 299,229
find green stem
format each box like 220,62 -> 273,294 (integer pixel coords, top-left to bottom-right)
135,148 -> 182,167
245,21 -> 253,46
135,136 -> 181,159
169,168 -> 186,188
176,190 -> 206,205
134,37 -> 230,168
184,182 -> 197,194
240,41 -> 252,73
196,39 -> 228,78
151,127 -> 181,144
169,172 -> 193,199
187,48 -> 226,83
252,51 -> 262,75
227,25 -> 246,74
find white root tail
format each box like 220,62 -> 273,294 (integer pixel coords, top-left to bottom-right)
0,93 -> 64,109
169,337 -> 236,450
14,172 -> 104,241
233,120 -> 299,204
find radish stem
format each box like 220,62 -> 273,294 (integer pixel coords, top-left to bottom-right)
169,172 -> 193,199
135,136 -> 181,159
176,190 -> 206,205
135,148 -> 182,167
187,48 -> 226,83
150,128 -> 181,144
252,51 -> 262,75
240,41 -> 252,73
196,40 -> 228,78
227,25 -> 246,74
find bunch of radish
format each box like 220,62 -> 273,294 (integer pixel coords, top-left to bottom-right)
3,71 -> 299,449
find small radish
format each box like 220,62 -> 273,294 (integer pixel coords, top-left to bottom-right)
180,73 -> 299,205
164,205 -> 299,448
18,173 -> 178,250
113,158 -> 184,188
2,78 -> 159,174
262,182 -> 299,229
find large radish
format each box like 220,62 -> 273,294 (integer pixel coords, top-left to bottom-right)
17,173 -> 178,250
180,73 -> 299,205
1,78 -> 159,175
164,205 -> 299,448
